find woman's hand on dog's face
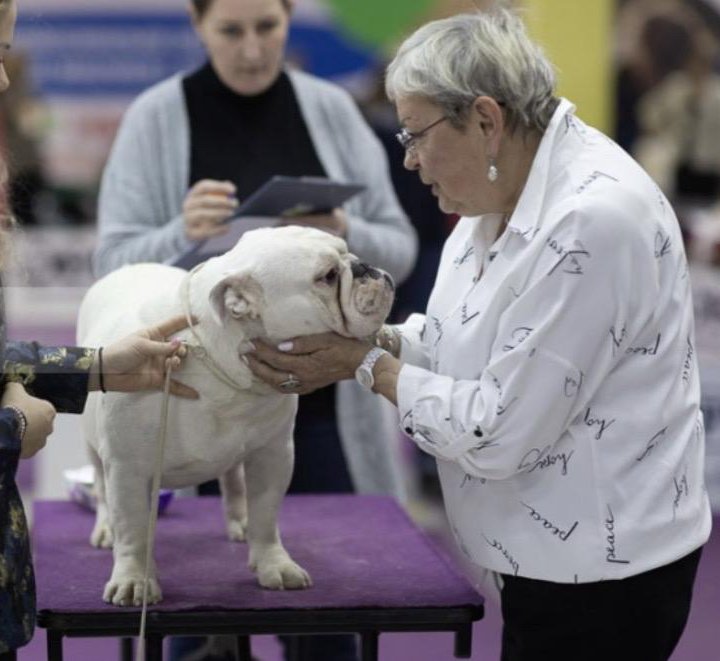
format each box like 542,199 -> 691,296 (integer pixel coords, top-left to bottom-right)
246,333 -> 369,395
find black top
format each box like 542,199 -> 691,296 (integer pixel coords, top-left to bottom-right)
183,62 -> 327,197
182,63 -> 336,433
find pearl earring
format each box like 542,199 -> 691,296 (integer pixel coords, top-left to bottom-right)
488,158 -> 498,183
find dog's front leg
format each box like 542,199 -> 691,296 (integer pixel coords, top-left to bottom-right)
103,466 -> 162,606
244,441 -> 312,590
219,462 -> 248,541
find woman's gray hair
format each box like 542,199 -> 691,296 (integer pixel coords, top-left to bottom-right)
385,6 -> 558,134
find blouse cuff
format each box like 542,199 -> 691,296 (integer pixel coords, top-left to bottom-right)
397,313 -> 431,369
397,364 -> 483,461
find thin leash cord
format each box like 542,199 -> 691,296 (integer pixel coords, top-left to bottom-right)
136,363 -> 174,658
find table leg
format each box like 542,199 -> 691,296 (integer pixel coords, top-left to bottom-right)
360,631 -> 379,661
120,637 -> 134,661
454,624 -> 472,658
236,635 -> 252,661
46,631 -> 63,661
285,637 -> 301,661
145,635 -> 163,661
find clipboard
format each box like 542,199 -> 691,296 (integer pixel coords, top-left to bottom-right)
233,175 -> 365,218
172,176 -> 365,270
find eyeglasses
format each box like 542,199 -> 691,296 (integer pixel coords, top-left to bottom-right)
396,115 -> 448,153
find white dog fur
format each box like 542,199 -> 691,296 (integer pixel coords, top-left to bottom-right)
77,225 -> 394,606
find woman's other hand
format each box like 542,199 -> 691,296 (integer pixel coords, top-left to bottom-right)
183,179 -> 238,241
2,382 -> 56,459
246,333 -> 368,395
97,315 -> 199,399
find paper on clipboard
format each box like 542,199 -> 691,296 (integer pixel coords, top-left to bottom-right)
172,176 -> 365,270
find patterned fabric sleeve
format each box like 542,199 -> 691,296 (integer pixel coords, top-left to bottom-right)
0,408 -> 35,653
2,342 -> 95,414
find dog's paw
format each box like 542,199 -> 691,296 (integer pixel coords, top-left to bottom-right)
103,576 -> 162,607
226,518 -> 247,542
256,559 -> 312,590
90,521 -> 114,549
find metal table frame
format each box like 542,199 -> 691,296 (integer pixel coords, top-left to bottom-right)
39,603 -> 483,661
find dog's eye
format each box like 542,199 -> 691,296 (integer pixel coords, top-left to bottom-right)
319,268 -> 338,285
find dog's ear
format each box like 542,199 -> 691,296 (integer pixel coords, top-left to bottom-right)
208,273 -> 264,325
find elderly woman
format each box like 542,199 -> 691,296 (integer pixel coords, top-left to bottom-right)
248,7 -> 711,661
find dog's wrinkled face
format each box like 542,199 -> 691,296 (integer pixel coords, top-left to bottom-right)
209,226 -> 395,340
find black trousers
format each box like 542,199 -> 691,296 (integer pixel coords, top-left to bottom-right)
500,547 -> 703,661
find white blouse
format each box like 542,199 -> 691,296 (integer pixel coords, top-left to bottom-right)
396,99 -> 712,583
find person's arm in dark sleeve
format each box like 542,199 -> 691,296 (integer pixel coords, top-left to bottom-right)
0,405 -> 37,653
3,342 -> 95,414
0,406 -> 21,479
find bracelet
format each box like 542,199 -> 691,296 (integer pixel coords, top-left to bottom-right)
98,346 -> 107,393
374,325 -> 402,358
5,405 -> 27,442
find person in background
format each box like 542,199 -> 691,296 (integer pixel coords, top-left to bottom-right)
635,10 -> 720,207
0,53 -> 47,226
613,0 -> 692,154
246,7 -> 711,661
94,1 -> 417,659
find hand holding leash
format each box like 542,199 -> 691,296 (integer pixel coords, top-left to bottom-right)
95,315 -> 199,399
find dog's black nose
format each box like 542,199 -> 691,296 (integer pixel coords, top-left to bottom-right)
351,261 -> 375,279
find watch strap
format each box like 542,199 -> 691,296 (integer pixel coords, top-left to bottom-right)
355,346 -> 388,390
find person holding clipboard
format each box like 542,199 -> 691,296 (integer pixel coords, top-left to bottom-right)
93,1 -> 417,660
173,175 -> 367,269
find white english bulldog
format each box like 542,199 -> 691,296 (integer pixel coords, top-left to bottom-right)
77,225 -> 394,606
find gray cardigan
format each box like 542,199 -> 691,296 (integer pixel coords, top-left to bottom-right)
94,69 -> 417,497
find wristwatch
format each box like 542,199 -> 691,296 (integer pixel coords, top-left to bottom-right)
355,347 -> 388,391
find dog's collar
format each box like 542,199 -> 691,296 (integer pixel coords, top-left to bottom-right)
180,264 -> 248,392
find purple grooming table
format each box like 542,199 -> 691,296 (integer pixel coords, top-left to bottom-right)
33,495 -> 484,661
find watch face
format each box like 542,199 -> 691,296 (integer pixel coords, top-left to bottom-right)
355,366 -> 373,389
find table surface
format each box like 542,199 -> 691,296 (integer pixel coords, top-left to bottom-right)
33,495 -> 484,619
